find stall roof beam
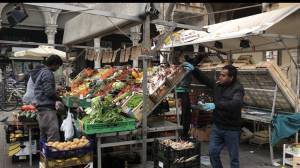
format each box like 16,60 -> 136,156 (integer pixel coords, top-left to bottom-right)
151,19 -> 203,31
25,3 -> 143,22
0,40 -> 94,49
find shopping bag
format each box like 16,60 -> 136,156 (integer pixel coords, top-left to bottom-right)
60,111 -> 74,141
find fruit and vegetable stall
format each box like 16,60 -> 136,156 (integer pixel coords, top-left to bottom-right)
60,64 -> 191,168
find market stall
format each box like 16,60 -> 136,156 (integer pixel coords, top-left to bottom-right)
63,63 -> 188,168
162,4 -> 300,166
3,3 -> 206,168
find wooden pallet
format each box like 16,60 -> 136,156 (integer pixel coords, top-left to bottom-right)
198,61 -> 300,112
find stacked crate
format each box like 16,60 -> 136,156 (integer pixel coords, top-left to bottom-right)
39,139 -> 93,168
152,139 -> 201,168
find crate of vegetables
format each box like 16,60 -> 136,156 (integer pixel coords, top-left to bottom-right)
166,65 -> 189,87
153,139 -> 201,168
17,105 -> 38,122
149,82 -> 171,104
79,96 -> 136,134
40,136 -> 93,159
40,151 -> 93,168
121,93 -> 143,121
79,118 -> 136,135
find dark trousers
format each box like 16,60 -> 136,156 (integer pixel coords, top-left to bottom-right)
178,92 -> 191,139
37,108 -> 61,142
209,124 -> 240,168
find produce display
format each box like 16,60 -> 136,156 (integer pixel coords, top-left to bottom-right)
65,64 -> 185,130
14,105 -> 37,122
40,152 -> 92,168
127,94 -> 143,109
160,139 -> 195,150
82,96 -> 126,124
46,136 -> 89,151
147,65 -> 176,95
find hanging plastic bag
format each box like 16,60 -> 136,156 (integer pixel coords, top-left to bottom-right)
60,111 -> 74,141
22,77 -> 35,104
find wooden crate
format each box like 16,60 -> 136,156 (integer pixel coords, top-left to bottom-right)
199,61 -> 299,112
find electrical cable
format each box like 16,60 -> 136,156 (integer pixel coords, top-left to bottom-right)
105,16 -> 132,40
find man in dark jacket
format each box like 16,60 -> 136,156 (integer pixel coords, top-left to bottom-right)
33,55 -> 63,142
183,62 -> 244,168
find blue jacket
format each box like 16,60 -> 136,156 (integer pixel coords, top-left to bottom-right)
33,66 -> 60,108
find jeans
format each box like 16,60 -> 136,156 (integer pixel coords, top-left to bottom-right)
209,124 -> 240,168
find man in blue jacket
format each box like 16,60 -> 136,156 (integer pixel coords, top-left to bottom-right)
33,55 -> 63,142
183,62 -> 244,168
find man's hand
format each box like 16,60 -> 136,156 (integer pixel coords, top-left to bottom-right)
182,62 -> 194,71
202,103 -> 215,111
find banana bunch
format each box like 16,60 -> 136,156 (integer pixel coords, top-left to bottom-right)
8,142 -> 21,156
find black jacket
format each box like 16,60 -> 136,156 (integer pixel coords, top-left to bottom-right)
192,68 -> 244,130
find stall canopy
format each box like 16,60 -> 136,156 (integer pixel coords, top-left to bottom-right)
13,45 -> 74,61
163,4 -> 300,54
62,3 -> 149,45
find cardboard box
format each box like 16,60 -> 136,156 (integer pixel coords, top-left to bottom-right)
15,140 -> 37,156
293,156 -> 300,168
189,125 -> 212,142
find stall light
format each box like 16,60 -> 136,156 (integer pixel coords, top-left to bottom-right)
240,39 -> 250,48
214,41 -> 223,49
6,3 -> 28,27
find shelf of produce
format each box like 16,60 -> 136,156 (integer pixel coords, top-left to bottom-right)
147,68 -> 188,116
164,108 -> 182,116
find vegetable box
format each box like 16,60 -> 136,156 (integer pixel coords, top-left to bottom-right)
121,93 -> 143,121
152,139 -> 201,168
76,118 -> 136,135
40,138 -> 93,159
39,152 -> 92,168
166,66 -> 188,87
149,82 -> 171,104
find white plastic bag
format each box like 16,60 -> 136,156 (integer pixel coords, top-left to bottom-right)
60,111 -> 74,141
22,77 -> 35,104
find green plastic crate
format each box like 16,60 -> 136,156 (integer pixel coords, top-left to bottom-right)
79,118 -> 136,135
63,96 -> 91,108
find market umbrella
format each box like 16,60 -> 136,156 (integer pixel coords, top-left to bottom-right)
13,45 -> 75,61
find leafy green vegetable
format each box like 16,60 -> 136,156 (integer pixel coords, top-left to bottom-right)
83,95 -> 126,124
127,95 -> 143,109
112,81 -> 126,91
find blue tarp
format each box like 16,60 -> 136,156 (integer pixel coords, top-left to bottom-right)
271,113 -> 300,146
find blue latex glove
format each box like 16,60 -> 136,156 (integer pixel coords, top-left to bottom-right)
202,103 -> 215,111
182,62 -> 194,71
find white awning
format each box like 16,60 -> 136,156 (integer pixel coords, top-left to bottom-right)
163,4 -> 300,54
13,45 -> 75,61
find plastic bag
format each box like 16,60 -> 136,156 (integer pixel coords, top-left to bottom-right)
60,111 -> 74,141
22,77 -> 35,104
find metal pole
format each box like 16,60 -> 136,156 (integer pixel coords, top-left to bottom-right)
295,37 -> 300,143
97,137 -> 102,168
142,4 -> 151,167
269,84 -> 278,165
174,89 -> 180,141
29,127 -> 32,167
